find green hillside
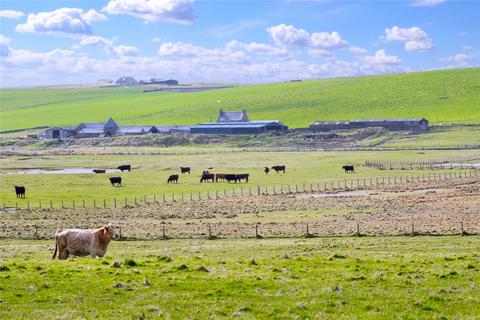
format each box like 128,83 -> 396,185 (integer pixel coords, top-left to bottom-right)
0,68 -> 479,131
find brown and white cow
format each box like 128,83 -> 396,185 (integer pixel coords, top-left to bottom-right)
52,223 -> 121,260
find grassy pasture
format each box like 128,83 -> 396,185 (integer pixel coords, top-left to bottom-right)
0,237 -> 479,319
1,149 -> 479,206
1,68 -> 479,132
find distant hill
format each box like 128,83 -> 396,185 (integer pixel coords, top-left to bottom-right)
0,68 -> 479,131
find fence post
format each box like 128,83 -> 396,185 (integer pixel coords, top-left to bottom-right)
191,192 -> 193,201
104,199 -> 106,208
114,198 -> 116,209
411,222 -> 415,236
255,224 -> 262,239
93,199 -> 96,208
50,200 -> 53,209
356,223 -> 360,237
83,199 -> 85,208
39,200 -> 41,209
257,185 -> 261,195
61,200 -> 64,209
173,193 -> 175,202
182,193 -> 185,202
72,200 -> 75,209
27,202 -> 30,210
134,196 -> 137,205
124,197 -> 127,207
461,221 -> 465,235
163,194 -> 166,202
144,195 -> 147,204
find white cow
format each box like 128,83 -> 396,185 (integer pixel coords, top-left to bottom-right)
52,224 -> 121,260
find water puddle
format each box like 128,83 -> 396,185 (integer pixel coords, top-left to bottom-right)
2,168 -> 120,175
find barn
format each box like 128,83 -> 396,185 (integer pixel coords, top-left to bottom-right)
309,118 -> 429,131
190,121 -> 288,135
116,76 -> 137,86
43,127 -> 77,139
217,110 -> 249,122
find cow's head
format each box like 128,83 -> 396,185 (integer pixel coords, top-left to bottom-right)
105,223 -> 121,239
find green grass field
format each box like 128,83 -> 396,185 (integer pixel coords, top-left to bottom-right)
1,149 -> 478,206
1,68 -> 479,131
1,237 -> 479,319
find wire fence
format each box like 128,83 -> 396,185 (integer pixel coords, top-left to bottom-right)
365,155 -> 480,170
2,169 -> 478,211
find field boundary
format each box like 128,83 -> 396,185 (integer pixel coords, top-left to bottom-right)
2,169 -> 478,211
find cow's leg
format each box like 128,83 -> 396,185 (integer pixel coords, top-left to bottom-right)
90,251 -> 97,259
58,247 -> 68,260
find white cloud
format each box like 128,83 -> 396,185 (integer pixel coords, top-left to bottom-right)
311,31 -> 347,49
411,0 -> 446,7
209,20 -> 264,38
102,0 -> 194,24
0,34 -> 11,45
111,45 -> 139,56
444,53 -> 472,63
158,41 -> 209,57
0,34 -> 11,57
226,40 -> 290,58
16,8 -> 107,36
384,26 -> 433,52
0,10 -> 24,19
349,46 -> 368,55
363,49 -> 402,65
267,24 -> 311,48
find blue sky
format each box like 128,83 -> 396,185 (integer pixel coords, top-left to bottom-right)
0,0 -> 478,87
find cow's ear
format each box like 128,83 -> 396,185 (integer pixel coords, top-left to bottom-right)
105,225 -> 110,231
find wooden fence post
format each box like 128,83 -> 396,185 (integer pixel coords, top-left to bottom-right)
50,200 -> 53,209
61,200 -> 64,209
124,197 -> 127,207
114,198 -> 116,209
104,199 -> 106,208
72,200 -> 75,209
93,199 -> 96,208
39,200 -> 41,209
356,223 -> 360,237
83,199 -> 85,208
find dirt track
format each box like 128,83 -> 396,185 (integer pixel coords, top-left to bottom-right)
1,177 -> 479,239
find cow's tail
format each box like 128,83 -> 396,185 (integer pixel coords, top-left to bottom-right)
52,234 -> 58,259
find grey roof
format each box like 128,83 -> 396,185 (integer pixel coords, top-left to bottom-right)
191,123 -> 270,129
105,117 -> 119,129
200,120 -> 282,126
153,125 -> 191,132
217,110 -> 249,122
116,126 -> 151,134
350,118 -> 427,123
311,121 -> 350,125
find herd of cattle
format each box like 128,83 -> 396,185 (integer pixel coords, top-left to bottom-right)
13,164 -> 355,198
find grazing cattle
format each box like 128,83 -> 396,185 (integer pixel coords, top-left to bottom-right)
180,167 -> 190,174
225,174 -> 237,183
236,174 -> 250,183
93,169 -> 106,174
109,177 -> 122,186
271,165 -> 286,173
52,223 -> 121,260
215,173 -> 225,182
200,173 -> 215,183
14,186 -> 25,198
167,174 -> 179,184
117,165 -> 131,172
264,167 -> 270,175
342,165 -> 355,173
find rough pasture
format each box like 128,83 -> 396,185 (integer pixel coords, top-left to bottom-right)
1,176 -> 479,240
1,149 -> 479,205
0,237 -> 479,319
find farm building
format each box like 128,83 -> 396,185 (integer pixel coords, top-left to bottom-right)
191,110 -> 288,134
43,126 -> 77,139
40,118 -> 192,139
310,118 -> 429,131
217,110 -> 250,122
190,121 -> 288,135
116,76 -> 137,86
151,79 -> 178,85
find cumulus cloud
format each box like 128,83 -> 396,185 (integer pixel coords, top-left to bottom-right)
441,53 -> 474,67
16,8 -> 107,36
311,31 -> 348,49
102,0 -> 194,24
226,40 -> 290,58
267,24 -> 311,48
79,35 -> 139,57
363,49 -> 402,65
0,10 -> 25,19
383,26 -> 433,52
0,34 -> 11,57
411,0 -> 446,7
349,46 -> 368,55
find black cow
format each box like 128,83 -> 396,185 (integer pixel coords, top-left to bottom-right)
342,165 -> 355,173
264,167 -> 270,175
236,174 -> 249,183
168,174 -> 179,184
109,177 -> 122,186
117,165 -> 131,172
14,186 -> 25,198
93,169 -> 106,174
215,173 -> 225,182
225,174 -> 237,183
180,167 -> 190,174
271,165 -> 286,173
200,173 -> 215,183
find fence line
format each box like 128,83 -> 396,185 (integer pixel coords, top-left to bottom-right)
366,155 -> 480,170
2,169 -> 478,211
3,145 -> 480,157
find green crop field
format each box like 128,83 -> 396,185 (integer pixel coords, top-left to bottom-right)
1,237 -> 479,319
1,68 -> 479,132
1,149 -> 478,206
